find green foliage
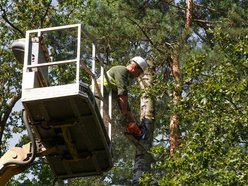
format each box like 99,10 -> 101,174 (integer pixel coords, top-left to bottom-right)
141,21 -> 248,185
1,0 -> 248,185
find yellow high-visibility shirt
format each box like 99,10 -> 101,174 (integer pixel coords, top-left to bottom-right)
100,66 -> 131,96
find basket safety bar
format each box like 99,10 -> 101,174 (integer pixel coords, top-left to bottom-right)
27,24 -> 82,34
26,59 -> 77,68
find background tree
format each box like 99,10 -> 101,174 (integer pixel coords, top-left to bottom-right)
140,0 -> 248,185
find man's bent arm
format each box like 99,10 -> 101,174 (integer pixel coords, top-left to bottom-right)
118,95 -> 135,122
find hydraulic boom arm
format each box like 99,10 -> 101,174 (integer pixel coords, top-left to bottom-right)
0,111 -> 37,185
0,143 -> 32,185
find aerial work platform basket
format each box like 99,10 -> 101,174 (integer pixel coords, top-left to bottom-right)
18,24 -> 112,179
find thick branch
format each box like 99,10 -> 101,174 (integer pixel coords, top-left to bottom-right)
0,4 -> 25,37
0,93 -> 21,150
40,0 -> 53,28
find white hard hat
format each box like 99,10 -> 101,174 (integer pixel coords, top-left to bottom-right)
130,56 -> 147,72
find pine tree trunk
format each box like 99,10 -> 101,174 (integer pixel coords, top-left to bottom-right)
168,53 -> 181,156
168,0 -> 192,156
185,0 -> 193,29
132,64 -> 155,186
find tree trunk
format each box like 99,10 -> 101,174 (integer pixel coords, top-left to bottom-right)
132,63 -> 155,185
185,0 -> 193,29
168,0 -> 192,156
168,53 -> 181,156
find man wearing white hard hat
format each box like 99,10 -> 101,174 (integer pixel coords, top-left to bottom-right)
98,56 -> 148,140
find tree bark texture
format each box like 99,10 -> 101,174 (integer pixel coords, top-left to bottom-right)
168,0 -> 192,156
185,0 -> 193,29
132,65 -> 155,185
168,53 -> 181,156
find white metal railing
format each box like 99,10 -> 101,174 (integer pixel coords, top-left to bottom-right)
22,24 -> 112,139
24,24 -> 81,85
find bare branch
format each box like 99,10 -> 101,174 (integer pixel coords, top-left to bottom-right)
126,17 -> 171,54
192,19 -> 218,24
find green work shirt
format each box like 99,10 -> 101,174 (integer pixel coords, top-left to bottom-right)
104,66 -> 130,96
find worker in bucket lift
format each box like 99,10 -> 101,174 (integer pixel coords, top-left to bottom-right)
97,56 -> 148,140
